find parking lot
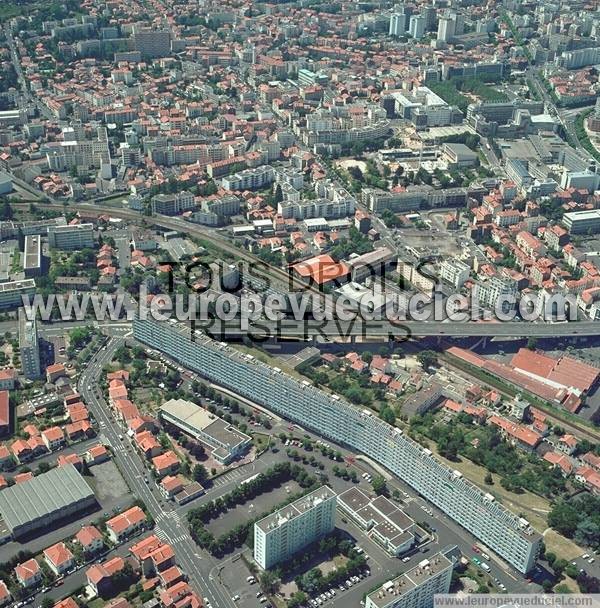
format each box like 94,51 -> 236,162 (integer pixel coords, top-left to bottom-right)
206,480 -> 302,538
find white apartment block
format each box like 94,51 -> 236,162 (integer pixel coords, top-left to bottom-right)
473,276 -> 517,313
133,318 -> 542,574
46,129 -> 110,171
47,223 -> 94,250
365,552 -> 454,608
254,486 -> 337,569
439,259 -> 470,289
222,166 -> 275,191
278,198 -> 355,220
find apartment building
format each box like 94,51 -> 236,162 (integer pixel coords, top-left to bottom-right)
47,224 -> 94,250
46,131 -> 110,171
254,486 -> 337,569
439,259 -> 470,289
222,165 -> 275,191
133,318 -> 542,573
0,279 -> 36,310
151,191 -> 196,216
19,308 -> 41,380
278,197 -> 355,221
473,276 -> 518,313
365,551 -> 454,608
23,235 -> 42,278
133,26 -> 171,59
563,209 -> 600,235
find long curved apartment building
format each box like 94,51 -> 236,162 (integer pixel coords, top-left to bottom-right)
133,318 -> 542,573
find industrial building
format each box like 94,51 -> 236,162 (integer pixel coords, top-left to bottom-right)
365,550 -> 454,608
0,464 -> 96,539
19,308 -> 41,380
160,398 -> 251,464
254,485 -> 337,569
133,318 -> 543,573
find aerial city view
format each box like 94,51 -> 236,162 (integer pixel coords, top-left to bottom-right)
3,0 -> 600,607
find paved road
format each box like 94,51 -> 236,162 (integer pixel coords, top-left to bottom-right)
194,318 -> 600,338
77,338 -> 236,608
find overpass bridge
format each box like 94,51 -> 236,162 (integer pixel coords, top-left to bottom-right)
187,318 -> 600,341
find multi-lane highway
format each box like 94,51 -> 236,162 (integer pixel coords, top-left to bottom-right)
189,318 -> 600,338
78,337 -> 236,608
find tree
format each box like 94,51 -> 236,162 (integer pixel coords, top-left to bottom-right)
193,464 -> 209,484
417,350 -> 438,370
259,570 -> 280,594
548,500 -> 580,537
371,475 -> 387,496
379,406 -> 396,425
527,337 -> 538,350
0,199 -> 13,221
484,472 -> 494,485
41,599 -> 53,608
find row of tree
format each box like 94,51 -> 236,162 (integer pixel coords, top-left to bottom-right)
187,463 -> 322,557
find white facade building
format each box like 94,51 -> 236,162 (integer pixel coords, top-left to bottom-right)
48,223 -> 94,250
439,259 -> 470,289
254,486 -> 337,569
365,551 -> 454,608
133,318 -> 542,574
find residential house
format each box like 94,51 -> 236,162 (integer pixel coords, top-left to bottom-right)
0,446 -> 12,470
106,506 -> 147,543
0,369 -> 16,390
11,439 -> 33,463
46,363 -> 66,383
44,542 -> 75,575
543,451 -> 573,476
0,391 -> 9,437
152,451 -> 180,478
85,444 -> 110,465
135,431 -> 161,459
74,525 -> 104,556
0,580 -> 10,607
86,556 -> 127,596
15,559 -> 42,588
556,434 -> 578,455
41,426 -> 66,451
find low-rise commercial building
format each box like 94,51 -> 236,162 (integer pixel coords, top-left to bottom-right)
338,488 -> 419,556
563,209 -> 600,235
159,398 -> 251,464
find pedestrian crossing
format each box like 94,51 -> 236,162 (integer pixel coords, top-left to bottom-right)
210,467 -> 248,489
155,526 -> 192,545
